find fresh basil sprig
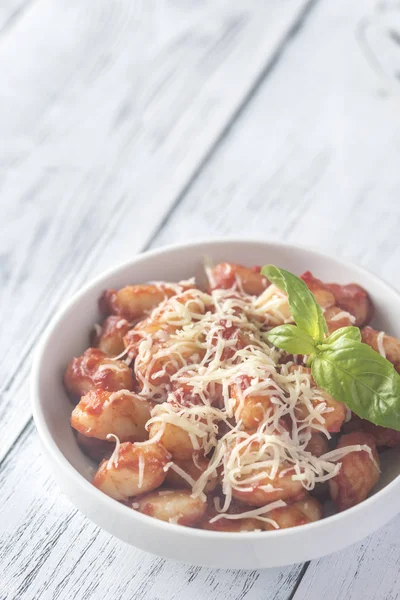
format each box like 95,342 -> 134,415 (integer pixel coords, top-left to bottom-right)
261,264 -> 400,431
266,324 -> 318,356
324,326 -> 361,345
262,265 -> 327,342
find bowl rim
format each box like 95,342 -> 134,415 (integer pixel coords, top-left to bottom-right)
31,237 -> 400,541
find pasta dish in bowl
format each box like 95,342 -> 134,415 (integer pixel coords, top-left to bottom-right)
32,240 -> 400,568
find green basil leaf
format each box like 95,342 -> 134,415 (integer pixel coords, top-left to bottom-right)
311,339 -> 400,431
261,265 -> 327,342
266,324 -> 318,355
323,326 -> 361,346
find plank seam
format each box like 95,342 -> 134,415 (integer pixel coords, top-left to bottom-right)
0,191 -> 132,398
143,0 -> 322,252
286,562 -> 310,600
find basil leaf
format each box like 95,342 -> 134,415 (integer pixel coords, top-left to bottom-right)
324,326 -> 361,346
266,324 -> 318,355
311,339 -> 400,431
262,265 -> 327,342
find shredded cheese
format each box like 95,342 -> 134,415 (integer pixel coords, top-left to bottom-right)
164,461 -> 207,501
97,360 -> 129,374
136,423 -> 166,446
320,445 -> 380,472
377,331 -> 386,358
330,310 -> 356,324
93,323 -> 102,338
138,453 -> 145,488
209,499 -> 286,528
128,273 -> 371,524
106,433 -> 121,469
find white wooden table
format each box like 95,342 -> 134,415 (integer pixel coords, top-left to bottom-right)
1,1 -> 400,598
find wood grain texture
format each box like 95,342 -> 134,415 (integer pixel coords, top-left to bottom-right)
0,0 -> 313,463
152,0 -> 400,289
0,424 -> 303,600
291,520 -> 400,600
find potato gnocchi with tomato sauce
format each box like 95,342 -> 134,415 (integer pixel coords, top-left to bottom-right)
64,262 -> 400,531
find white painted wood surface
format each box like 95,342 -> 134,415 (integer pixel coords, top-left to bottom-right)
153,0 -> 400,285
0,0 -> 32,35
1,0 -> 400,598
0,0 -> 312,463
292,515 -> 400,600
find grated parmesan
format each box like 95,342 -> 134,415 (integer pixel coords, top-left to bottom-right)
106,433 -> 121,469
377,331 -> 386,358
132,274 -> 371,523
97,360 -> 129,374
138,453 -> 145,488
330,310 -> 356,324
209,499 -> 286,528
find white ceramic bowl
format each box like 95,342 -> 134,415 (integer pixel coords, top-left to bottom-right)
31,240 -> 400,569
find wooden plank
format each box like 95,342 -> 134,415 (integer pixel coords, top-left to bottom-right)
0,0 -> 313,462
151,0 -> 400,288
291,519 -> 400,600
0,424 -> 304,600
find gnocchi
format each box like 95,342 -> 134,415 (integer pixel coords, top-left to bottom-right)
344,417 -> 400,449
92,315 -> 131,357
100,283 -> 189,321
305,433 -> 329,457
362,326 -> 400,372
231,464 -> 306,507
328,432 -> 380,511
147,419 -> 196,460
92,441 -> 170,501
64,348 -> 134,401
325,282 -> 374,327
164,454 -> 218,492
209,262 -> 268,295
133,489 -> 206,526
230,376 -> 274,429
289,366 -> 347,433
300,271 -> 336,309
263,496 -> 322,531
64,261 -> 397,533
71,389 -> 151,442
